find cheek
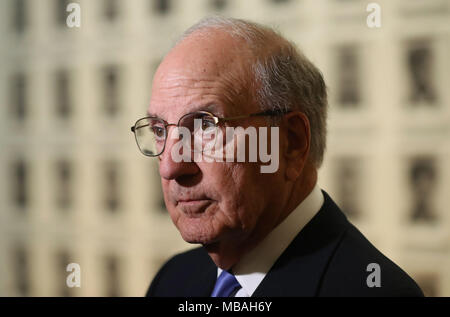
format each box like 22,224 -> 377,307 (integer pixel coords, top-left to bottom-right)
161,180 -> 170,204
217,163 -> 266,228
197,164 -> 244,222
161,181 -> 178,219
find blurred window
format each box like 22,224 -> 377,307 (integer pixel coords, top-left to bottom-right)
210,0 -> 227,10
336,45 -> 361,107
103,160 -> 121,213
153,0 -> 170,15
12,244 -> 30,296
104,254 -> 121,296
334,157 -> 361,220
102,66 -> 120,117
409,157 -> 437,223
12,0 -> 27,33
103,0 -> 119,22
55,159 -> 73,211
10,72 -> 27,121
407,40 -> 437,105
56,0 -> 71,27
12,159 -> 28,211
55,69 -> 72,120
270,0 -> 291,4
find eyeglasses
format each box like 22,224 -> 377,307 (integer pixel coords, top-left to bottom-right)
130,109 -> 290,157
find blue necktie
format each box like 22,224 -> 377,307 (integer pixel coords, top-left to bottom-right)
211,270 -> 242,297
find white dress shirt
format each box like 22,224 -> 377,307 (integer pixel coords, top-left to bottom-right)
217,183 -> 324,297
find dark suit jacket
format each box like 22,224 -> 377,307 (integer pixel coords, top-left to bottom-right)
147,191 -> 424,297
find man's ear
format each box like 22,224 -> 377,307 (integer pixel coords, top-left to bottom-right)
283,111 -> 311,181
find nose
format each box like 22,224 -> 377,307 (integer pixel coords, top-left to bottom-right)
159,127 -> 200,181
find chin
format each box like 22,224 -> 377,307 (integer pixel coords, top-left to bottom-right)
177,218 -> 222,245
179,231 -> 217,245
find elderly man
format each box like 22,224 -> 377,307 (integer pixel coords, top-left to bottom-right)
132,17 -> 423,297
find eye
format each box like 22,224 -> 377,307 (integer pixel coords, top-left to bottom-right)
201,117 -> 216,131
151,126 -> 166,140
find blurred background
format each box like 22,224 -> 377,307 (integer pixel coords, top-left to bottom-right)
0,0 -> 449,297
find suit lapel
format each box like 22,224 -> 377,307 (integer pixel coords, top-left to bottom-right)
185,256 -> 217,297
252,191 -> 350,297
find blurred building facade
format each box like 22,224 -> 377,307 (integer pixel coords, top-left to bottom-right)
0,0 -> 449,296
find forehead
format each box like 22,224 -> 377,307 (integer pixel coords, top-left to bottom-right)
147,101 -> 221,119
148,30 -> 253,120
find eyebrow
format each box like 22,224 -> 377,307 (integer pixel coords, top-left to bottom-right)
146,103 -> 220,119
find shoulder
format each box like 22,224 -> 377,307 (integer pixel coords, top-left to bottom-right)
319,222 -> 424,297
146,247 -> 214,297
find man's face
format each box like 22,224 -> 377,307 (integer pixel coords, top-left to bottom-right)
148,32 -> 286,247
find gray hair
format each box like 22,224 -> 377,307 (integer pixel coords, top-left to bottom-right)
177,16 -> 328,168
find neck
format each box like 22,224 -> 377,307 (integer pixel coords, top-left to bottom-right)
205,164 -> 318,270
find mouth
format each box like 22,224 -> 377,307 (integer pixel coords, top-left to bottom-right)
176,199 -> 214,217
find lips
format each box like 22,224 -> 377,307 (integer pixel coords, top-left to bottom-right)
178,198 -> 209,203
176,194 -> 210,204
176,198 -> 214,217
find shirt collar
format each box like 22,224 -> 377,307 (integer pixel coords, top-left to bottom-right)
217,183 -> 324,296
